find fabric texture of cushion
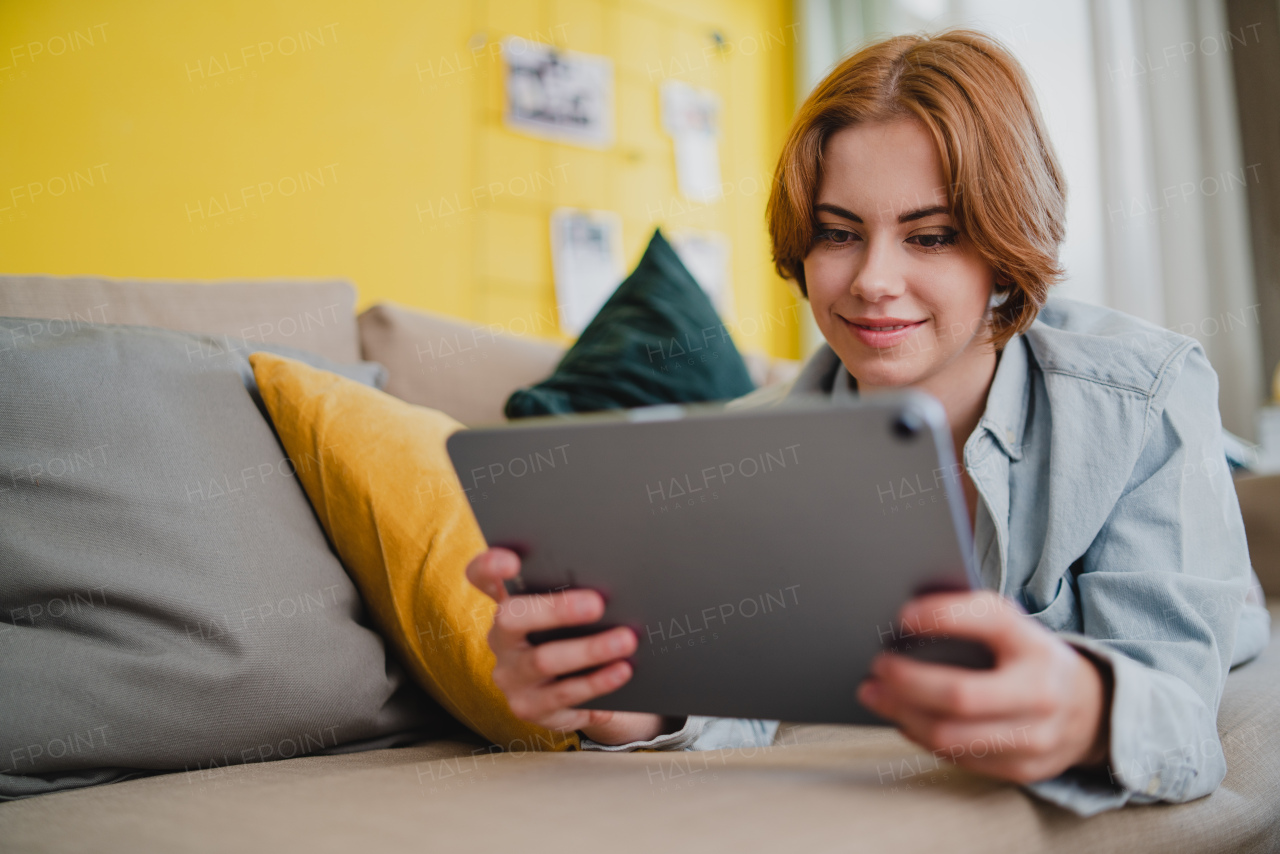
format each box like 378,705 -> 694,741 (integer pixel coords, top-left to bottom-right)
0,319 -> 439,800
0,275 -> 363,364
248,351 -> 578,752
504,229 -> 755,418
357,302 -> 565,425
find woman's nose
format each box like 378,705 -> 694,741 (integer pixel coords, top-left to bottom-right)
849,238 -> 906,302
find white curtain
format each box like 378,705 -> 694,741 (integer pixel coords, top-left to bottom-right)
796,0 -> 1265,438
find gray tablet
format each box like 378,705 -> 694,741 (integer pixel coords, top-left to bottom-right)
446,392 -> 989,725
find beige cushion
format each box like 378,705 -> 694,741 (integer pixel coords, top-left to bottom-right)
0,275 -> 360,364
3,607 -> 1275,853
359,302 -> 804,424
357,302 -> 565,426
1237,473 -> 1280,597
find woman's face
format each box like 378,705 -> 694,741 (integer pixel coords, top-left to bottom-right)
803,119 -> 997,393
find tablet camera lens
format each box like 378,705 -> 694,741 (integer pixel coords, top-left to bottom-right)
892,411 -> 923,440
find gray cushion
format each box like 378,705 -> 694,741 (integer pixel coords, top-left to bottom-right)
0,319 -> 446,799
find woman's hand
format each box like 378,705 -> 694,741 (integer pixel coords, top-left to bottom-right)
466,547 -> 675,746
857,590 -> 1111,785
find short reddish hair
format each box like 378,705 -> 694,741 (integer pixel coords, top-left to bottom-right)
767,29 -> 1066,348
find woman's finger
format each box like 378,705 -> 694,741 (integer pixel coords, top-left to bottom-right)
947,728 -> 1073,784
465,547 -> 521,603
519,707 -> 639,739
887,702 -> 1041,763
520,626 -> 637,682
519,707 -> 596,735
896,710 -> 1075,785
490,589 -> 605,641
510,660 -> 634,723
866,687 -> 1014,757
865,672 -> 1085,785
869,651 -> 1038,719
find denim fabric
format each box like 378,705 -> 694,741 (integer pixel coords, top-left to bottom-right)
582,297 -> 1269,816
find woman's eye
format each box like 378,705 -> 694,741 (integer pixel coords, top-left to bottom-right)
819,228 -> 858,246
908,230 -> 959,250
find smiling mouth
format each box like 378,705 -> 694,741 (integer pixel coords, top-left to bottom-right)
839,317 -> 927,349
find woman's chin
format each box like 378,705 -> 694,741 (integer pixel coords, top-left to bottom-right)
841,356 -> 924,390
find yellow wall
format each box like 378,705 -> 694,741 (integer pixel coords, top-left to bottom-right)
0,0 -> 802,358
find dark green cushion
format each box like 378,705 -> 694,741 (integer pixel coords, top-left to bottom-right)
504,230 -> 755,418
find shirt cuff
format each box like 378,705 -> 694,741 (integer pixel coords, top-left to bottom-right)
1024,633 -> 1210,815
578,716 -> 706,752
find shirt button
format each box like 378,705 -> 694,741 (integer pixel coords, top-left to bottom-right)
1005,429 -> 1016,444
1145,774 -> 1161,796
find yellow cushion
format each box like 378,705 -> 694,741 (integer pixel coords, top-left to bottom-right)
249,352 -> 578,751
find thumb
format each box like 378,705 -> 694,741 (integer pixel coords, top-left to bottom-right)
466,547 -> 521,603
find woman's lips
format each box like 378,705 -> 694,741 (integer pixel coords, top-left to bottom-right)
841,317 -> 926,348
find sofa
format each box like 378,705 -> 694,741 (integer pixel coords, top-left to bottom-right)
0,275 -> 1277,854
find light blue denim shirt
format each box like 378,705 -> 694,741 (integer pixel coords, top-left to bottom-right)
582,296 -> 1270,816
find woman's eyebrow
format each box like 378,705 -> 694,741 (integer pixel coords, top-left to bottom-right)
814,202 -> 862,222
898,205 -> 948,223
814,202 -> 949,224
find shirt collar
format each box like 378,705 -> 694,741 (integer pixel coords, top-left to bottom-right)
978,335 -> 1029,461
830,360 -> 857,400
797,337 -> 1030,461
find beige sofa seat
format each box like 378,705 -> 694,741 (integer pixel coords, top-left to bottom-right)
1,604 -> 1276,854
0,275 -> 361,364
2,276 -> 1277,851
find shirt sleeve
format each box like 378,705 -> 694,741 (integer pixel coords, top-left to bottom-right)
1026,342 -> 1255,815
579,717 -> 779,753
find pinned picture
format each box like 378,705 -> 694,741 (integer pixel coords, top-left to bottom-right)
550,208 -> 624,335
504,38 -> 614,148
667,228 -> 734,319
660,80 -> 723,202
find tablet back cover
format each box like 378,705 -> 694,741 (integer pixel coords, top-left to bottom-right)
447,394 -> 977,724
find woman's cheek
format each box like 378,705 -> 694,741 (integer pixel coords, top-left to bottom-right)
802,258 -> 843,316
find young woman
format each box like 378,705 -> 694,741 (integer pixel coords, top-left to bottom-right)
465,30 -> 1270,815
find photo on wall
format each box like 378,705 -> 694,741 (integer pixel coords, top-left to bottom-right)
666,227 -> 734,320
660,79 -> 722,201
504,38 -> 614,148
549,207 -> 624,335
